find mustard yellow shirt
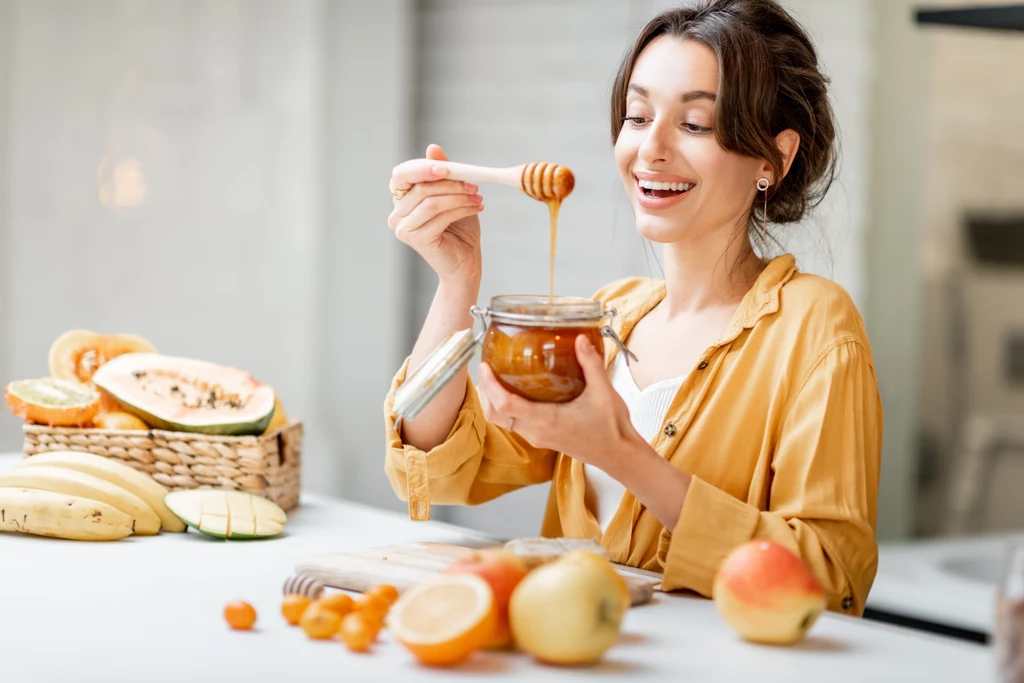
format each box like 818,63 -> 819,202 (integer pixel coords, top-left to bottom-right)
382,254 -> 883,616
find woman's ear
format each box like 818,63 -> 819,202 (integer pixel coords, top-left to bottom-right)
775,129 -> 800,179
759,129 -> 801,183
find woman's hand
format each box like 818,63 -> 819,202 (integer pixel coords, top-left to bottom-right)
478,333 -> 692,528
476,334 -> 640,470
388,143 -> 485,287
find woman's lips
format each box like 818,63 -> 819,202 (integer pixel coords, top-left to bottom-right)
635,177 -> 694,210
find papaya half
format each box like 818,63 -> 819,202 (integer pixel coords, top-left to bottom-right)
91,353 -> 276,436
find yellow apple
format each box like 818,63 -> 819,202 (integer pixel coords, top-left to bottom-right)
508,550 -> 630,665
713,540 -> 827,645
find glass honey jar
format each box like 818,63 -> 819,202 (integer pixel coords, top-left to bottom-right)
393,295 -> 635,421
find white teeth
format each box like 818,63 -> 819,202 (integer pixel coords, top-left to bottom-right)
637,179 -> 694,192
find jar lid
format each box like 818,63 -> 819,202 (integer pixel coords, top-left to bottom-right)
393,327 -> 481,422
488,295 -> 604,326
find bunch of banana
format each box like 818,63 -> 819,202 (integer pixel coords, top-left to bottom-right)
0,450 -> 186,541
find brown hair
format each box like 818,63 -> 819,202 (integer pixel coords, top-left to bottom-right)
610,0 -> 838,246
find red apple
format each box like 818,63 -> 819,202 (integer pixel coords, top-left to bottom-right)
713,540 -> 827,645
444,549 -> 529,649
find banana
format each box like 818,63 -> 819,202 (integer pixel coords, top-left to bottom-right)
14,451 -> 186,532
0,465 -> 160,535
0,487 -> 135,541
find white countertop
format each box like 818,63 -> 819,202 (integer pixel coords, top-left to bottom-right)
869,531 -> 1021,635
0,452 -> 990,682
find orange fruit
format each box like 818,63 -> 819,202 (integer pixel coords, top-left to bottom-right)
281,594 -> 312,625
444,549 -> 528,649
224,601 -> 257,630
389,574 -> 496,667
360,608 -> 386,634
339,612 -> 376,652
299,603 -> 342,640
366,583 -> 399,606
354,592 -> 391,620
365,615 -> 384,639
316,593 -> 355,618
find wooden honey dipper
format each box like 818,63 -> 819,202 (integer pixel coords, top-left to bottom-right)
441,161 -> 575,201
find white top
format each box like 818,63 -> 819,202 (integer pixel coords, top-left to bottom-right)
583,352 -> 687,533
0,452 -> 988,683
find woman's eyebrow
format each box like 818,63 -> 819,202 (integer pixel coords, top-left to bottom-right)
627,83 -> 716,103
682,90 -> 716,103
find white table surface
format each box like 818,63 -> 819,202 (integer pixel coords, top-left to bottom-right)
0,452 -> 991,682
869,532 -> 1015,634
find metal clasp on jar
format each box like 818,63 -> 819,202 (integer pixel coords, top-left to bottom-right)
600,307 -> 638,365
469,304 -> 490,343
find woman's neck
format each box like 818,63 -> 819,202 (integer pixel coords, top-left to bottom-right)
658,229 -> 764,319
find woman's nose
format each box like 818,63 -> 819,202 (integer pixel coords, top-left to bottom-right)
638,120 -> 674,165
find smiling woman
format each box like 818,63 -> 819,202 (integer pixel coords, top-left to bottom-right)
383,0 -> 882,619
609,8 -> 836,256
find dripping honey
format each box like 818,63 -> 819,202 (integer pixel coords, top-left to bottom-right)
546,199 -> 560,302
519,162 -> 572,303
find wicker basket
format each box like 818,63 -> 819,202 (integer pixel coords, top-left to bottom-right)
20,420 -> 303,510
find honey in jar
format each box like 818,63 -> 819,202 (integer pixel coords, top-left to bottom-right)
392,295 -> 634,420
479,296 -> 607,403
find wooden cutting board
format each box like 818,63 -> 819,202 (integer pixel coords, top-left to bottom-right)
295,542 -> 662,607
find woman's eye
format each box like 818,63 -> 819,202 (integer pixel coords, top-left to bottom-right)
623,116 -> 648,128
684,122 -> 713,134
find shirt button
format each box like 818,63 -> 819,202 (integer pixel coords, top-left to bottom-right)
842,596 -> 854,611
663,423 -> 677,437
697,360 -> 709,370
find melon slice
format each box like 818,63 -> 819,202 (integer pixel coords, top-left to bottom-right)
91,353 -> 276,436
256,518 -> 285,537
48,329 -> 157,412
164,489 -> 286,540
229,516 -> 257,537
4,378 -> 102,427
198,514 -> 230,538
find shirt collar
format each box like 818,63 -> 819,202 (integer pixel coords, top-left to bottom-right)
605,253 -> 799,362
720,252 -> 798,342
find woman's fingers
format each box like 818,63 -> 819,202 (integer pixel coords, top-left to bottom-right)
405,205 -> 484,246
390,159 -> 449,195
388,180 -> 479,225
478,388 -> 500,424
477,365 -> 505,424
478,363 -> 538,421
392,192 -> 483,239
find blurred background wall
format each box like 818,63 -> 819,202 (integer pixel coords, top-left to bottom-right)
0,0 -> 1019,544
911,8 -> 1024,537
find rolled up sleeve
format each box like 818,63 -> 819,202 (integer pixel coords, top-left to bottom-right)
383,356 -> 559,521
656,340 -> 882,615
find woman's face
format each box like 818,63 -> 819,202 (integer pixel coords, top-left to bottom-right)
614,36 -> 767,245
